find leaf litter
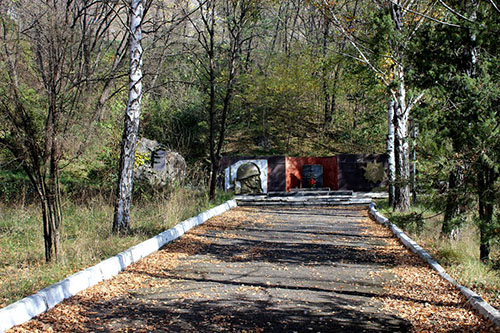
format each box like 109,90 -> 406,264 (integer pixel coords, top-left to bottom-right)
362,214 -> 497,332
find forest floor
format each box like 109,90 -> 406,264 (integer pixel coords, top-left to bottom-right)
10,206 -> 496,332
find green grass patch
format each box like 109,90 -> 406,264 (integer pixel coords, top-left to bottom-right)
0,188 -> 233,308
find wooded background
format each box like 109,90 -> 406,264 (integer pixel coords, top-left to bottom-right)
0,0 -> 499,265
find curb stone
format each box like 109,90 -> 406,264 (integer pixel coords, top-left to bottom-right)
0,199 -> 237,332
368,202 -> 500,328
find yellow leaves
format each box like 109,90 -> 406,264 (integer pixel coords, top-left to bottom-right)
134,151 -> 150,168
379,54 -> 396,82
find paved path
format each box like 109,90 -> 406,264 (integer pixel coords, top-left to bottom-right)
103,206 -> 410,332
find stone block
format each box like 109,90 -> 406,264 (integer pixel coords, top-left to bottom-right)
83,265 -> 105,286
96,256 -> 123,280
163,227 -> 181,241
115,250 -> 134,269
202,210 -> 211,221
0,294 -> 47,331
214,205 -> 223,215
173,224 -> 185,237
180,219 -> 195,233
157,228 -> 177,246
134,138 -> 186,187
38,281 -> 70,309
193,216 -> 202,227
130,238 -> 159,262
61,270 -> 94,296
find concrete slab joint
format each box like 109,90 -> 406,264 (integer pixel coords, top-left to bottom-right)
369,202 -> 500,328
0,199 -> 238,333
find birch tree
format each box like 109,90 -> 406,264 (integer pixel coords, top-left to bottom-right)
313,0 -> 429,211
387,100 -> 396,205
113,0 -> 144,232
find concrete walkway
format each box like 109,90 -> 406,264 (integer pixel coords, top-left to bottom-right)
90,206 -> 410,332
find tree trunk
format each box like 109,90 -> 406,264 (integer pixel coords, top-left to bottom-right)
387,99 -> 396,207
389,2 -> 411,212
113,0 -> 144,233
322,18 -> 331,126
41,190 -> 62,261
477,166 -> 497,263
209,160 -> 219,201
43,71 -> 62,261
393,76 -> 411,212
477,169 -> 490,263
36,161 -> 62,262
442,167 -> 465,236
207,1 -> 217,201
41,198 -> 53,262
479,232 -> 490,263
208,0 -> 245,200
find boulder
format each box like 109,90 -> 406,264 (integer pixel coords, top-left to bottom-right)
134,138 -> 186,187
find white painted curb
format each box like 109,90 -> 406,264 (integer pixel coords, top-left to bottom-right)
0,199 -> 237,332
369,202 -> 500,328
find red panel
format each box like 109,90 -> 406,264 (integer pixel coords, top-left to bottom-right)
285,157 -> 301,192
285,157 -> 338,192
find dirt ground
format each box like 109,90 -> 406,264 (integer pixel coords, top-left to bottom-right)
10,206 -> 496,332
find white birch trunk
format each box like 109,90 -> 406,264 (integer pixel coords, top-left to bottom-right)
393,67 -> 411,211
113,0 -> 143,232
387,99 -> 396,206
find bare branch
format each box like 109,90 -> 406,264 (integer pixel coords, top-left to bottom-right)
407,91 -> 425,113
388,0 -> 461,28
318,0 -> 390,86
438,0 -> 476,22
488,0 -> 500,13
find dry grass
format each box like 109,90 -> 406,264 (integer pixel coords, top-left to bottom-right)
417,224 -> 500,310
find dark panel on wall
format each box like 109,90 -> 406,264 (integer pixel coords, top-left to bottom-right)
286,157 -> 338,191
302,164 -> 323,188
267,156 -> 286,192
337,154 -> 387,191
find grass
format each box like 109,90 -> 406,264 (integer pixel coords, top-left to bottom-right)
375,199 -> 500,309
0,187 -> 233,308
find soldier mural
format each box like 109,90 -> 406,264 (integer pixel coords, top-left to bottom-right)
236,163 -> 263,194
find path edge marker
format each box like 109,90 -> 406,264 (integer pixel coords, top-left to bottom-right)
368,202 -> 500,328
0,199 -> 238,332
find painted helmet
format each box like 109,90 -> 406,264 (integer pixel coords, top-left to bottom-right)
236,163 -> 260,181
